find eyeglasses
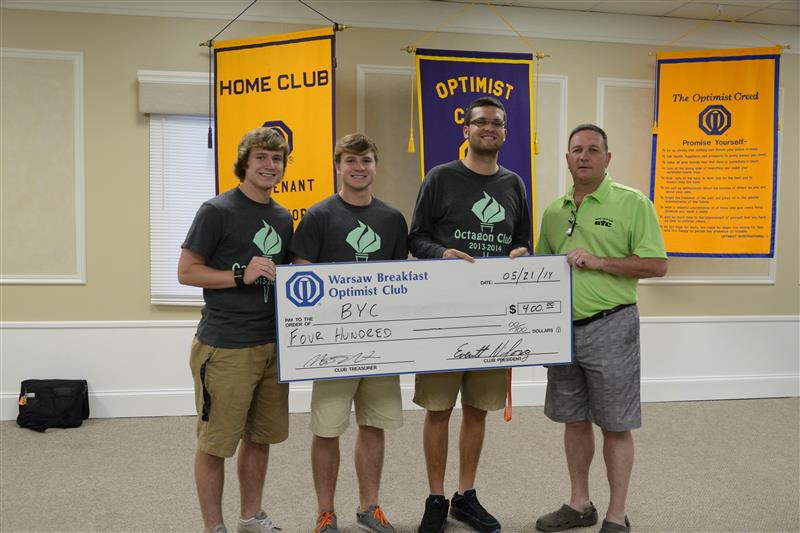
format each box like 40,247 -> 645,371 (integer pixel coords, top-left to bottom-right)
469,118 -> 506,129
566,210 -> 577,237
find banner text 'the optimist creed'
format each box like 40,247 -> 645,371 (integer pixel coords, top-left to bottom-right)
670,91 -> 760,103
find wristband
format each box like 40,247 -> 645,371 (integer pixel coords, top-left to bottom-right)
233,267 -> 246,288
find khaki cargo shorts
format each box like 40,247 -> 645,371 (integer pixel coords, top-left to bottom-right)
190,338 -> 289,457
310,375 -> 402,438
413,369 -> 508,412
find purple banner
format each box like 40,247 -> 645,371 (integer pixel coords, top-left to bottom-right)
416,48 -> 535,215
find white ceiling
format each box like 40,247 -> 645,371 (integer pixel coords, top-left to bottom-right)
2,0 -> 798,26
2,0 -> 798,51
438,0 -> 799,26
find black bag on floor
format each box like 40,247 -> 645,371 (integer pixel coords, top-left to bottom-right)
17,379 -> 90,432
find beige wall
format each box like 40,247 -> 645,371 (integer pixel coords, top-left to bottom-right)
1,8 -> 798,321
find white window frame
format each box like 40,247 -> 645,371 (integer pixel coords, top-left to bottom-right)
149,114 -> 216,306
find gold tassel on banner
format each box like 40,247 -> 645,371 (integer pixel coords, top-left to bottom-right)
652,120 -> 658,135
532,54 -> 543,155
400,1 -> 479,154
408,55 -> 416,153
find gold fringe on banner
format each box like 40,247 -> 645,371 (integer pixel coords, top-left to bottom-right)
408,50 -> 416,153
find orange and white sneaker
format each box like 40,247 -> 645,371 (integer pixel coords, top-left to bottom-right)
356,504 -> 395,533
314,511 -> 337,533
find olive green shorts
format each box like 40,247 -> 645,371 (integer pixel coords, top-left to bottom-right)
189,338 -> 289,458
413,369 -> 508,412
310,375 -> 402,438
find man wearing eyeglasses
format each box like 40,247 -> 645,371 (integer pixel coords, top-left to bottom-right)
534,124 -> 667,533
409,96 -> 531,533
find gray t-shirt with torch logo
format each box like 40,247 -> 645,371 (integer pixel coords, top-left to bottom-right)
408,160 -> 532,259
182,187 -> 293,348
289,194 -> 408,263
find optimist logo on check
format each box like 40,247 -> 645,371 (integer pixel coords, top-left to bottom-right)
286,271 -> 324,307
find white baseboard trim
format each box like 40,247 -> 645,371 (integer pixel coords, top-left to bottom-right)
641,374 -> 800,402
2,316 -> 798,420
3,374 -> 797,421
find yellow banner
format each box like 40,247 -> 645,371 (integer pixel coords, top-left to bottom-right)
651,46 -> 780,257
214,28 -> 335,225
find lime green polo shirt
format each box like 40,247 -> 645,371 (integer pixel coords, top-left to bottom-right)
535,175 -> 666,320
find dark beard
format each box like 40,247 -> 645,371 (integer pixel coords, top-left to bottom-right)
467,143 -> 500,157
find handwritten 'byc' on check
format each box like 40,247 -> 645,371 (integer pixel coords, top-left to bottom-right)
274,255 -> 572,382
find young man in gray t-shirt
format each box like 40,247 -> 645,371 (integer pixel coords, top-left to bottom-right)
180,127 -> 293,533
290,133 -> 407,533
409,96 -> 531,533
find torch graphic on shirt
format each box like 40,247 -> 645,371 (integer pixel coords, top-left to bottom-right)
471,193 -> 506,256
252,220 -> 282,303
346,221 -> 381,262
472,192 -> 506,233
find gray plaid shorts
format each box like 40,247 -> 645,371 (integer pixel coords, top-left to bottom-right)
544,304 -> 641,431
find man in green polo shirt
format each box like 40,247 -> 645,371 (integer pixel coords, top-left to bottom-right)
534,124 -> 667,533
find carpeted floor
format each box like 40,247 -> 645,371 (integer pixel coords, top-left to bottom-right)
1,398 -> 798,532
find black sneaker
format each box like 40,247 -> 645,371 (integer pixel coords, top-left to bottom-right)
449,489 -> 501,533
418,494 -> 449,533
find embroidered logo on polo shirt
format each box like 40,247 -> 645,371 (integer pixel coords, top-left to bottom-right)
594,217 -> 614,228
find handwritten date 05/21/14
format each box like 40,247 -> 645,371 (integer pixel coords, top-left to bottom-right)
500,266 -> 555,284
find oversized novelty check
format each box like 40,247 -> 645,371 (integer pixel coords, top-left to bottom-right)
275,255 -> 572,382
